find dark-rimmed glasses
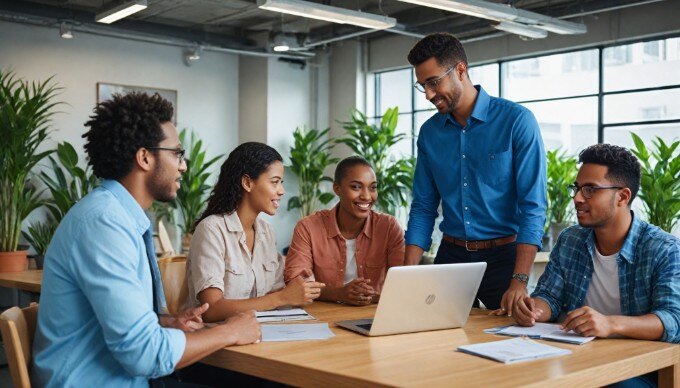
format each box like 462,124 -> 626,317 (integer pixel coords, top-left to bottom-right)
567,184 -> 622,199
146,147 -> 186,164
414,66 -> 455,93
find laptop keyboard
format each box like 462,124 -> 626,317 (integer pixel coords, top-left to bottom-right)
357,323 -> 373,330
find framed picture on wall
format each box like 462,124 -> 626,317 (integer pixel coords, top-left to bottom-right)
97,82 -> 178,124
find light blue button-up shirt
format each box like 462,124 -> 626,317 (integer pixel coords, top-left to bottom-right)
406,86 -> 547,250
33,180 -> 186,387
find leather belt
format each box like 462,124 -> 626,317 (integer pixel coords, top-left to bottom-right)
442,234 -> 517,251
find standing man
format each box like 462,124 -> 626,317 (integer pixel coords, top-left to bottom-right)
33,92 -> 260,387
405,32 -> 547,311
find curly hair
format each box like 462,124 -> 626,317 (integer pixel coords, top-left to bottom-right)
334,156 -> 373,184
578,143 -> 641,205
82,92 -> 173,180
196,142 -> 282,227
407,32 -> 468,68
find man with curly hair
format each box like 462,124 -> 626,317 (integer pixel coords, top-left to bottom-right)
511,144 -> 680,386
404,32 -> 547,313
33,92 -> 261,387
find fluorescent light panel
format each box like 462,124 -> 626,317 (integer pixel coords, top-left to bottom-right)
397,0 -> 586,35
96,0 -> 148,24
493,21 -> 547,39
258,0 -> 397,30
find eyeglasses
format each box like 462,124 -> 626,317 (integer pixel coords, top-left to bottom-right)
414,66 -> 455,93
567,184 -> 622,199
146,147 -> 186,164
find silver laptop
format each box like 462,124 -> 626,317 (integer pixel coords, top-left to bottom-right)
336,263 -> 486,336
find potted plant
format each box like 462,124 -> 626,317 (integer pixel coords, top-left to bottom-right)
545,149 -> 578,248
287,126 -> 338,218
630,133 -> 680,233
40,141 -> 100,224
173,129 -> 223,253
0,70 -> 60,272
21,221 -> 57,269
337,107 -> 415,216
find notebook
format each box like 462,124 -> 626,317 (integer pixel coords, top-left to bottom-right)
484,322 -> 595,345
458,337 -> 572,363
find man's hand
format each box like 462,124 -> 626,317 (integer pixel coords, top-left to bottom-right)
339,278 -> 375,306
491,280 -> 528,317
281,269 -> 325,306
561,306 -> 615,337
160,303 -> 209,332
221,310 -> 261,345
510,296 -> 543,326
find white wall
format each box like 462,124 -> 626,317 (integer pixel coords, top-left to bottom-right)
238,54 -> 330,251
0,20 -> 239,250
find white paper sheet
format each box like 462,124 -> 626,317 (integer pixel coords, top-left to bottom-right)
485,323 -> 595,345
256,308 -> 315,323
458,337 -> 572,363
261,323 -> 335,342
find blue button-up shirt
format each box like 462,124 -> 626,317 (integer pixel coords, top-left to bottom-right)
33,180 -> 186,387
532,212 -> 680,343
406,86 -> 547,250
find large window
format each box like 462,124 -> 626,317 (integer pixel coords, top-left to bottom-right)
373,36 -> 680,158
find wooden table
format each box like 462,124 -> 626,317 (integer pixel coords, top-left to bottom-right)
0,270 -> 42,293
202,302 -> 679,387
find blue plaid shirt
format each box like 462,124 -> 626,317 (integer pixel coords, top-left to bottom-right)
532,212 -> 680,343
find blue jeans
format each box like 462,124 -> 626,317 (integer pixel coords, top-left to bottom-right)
434,239 -> 516,310
608,372 -> 658,388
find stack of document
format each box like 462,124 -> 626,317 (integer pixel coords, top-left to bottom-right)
261,323 -> 335,342
484,323 -> 595,345
458,337 -> 572,363
256,308 -> 315,323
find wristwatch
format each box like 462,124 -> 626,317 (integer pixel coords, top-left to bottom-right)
512,273 -> 529,285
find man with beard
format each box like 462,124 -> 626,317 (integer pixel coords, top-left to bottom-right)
511,144 -> 679,386
33,92 -> 260,387
404,33 -> 547,313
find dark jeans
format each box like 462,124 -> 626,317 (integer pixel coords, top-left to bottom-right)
434,239 -> 517,310
150,363 -> 286,388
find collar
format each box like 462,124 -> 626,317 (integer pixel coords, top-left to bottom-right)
442,85 -> 489,126
324,204 -> 373,239
101,179 -> 150,235
223,211 -> 266,234
585,210 -> 643,264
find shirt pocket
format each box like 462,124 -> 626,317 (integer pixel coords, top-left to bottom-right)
479,148 -> 513,187
223,261 -> 249,299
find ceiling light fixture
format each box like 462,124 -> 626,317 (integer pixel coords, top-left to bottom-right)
59,22 -> 74,39
493,21 -> 547,39
273,34 -> 291,52
96,0 -> 148,24
397,0 -> 586,35
258,0 -> 397,30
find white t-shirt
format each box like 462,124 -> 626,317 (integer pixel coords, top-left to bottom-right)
343,239 -> 358,285
583,248 -> 622,316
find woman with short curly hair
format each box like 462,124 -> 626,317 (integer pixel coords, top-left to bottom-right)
185,142 -> 325,322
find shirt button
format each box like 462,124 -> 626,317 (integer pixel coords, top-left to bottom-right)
465,207 -> 468,211
463,183 -> 468,187
466,221 -> 470,225
462,155 -> 466,158
462,130 -> 466,134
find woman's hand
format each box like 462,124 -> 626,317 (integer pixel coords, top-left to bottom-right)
339,278 -> 375,306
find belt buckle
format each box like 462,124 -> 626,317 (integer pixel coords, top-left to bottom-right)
465,240 -> 478,252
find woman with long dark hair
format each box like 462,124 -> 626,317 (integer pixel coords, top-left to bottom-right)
185,142 -> 324,322
284,156 -> 406,305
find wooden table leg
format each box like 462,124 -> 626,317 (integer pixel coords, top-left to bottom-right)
658,362 -> 678,388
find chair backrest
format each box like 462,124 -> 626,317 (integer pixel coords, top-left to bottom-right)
158,256 -> 188,315
0,303 -> 38,388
